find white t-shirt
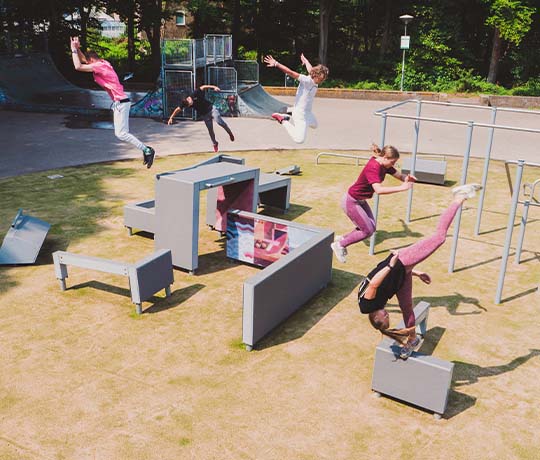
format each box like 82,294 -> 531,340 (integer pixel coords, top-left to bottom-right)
294,74 -> 318,114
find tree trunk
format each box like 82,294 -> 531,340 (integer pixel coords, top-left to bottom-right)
318,0 -> 334,65
127,9 -> 135,72
487,28 -> 502,84
379,0 -> 392,58
231,0 -> 240,59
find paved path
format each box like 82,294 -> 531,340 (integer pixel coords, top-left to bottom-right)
2,95 -> 539,178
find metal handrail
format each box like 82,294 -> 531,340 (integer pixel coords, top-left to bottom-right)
316,152 -> 371,166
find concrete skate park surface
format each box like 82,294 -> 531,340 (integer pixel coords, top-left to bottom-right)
2,93 -> 540,178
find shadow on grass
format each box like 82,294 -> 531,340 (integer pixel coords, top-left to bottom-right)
452,349 -> 540,388
368,219 -> 424,250
66,280 -> 204,314
411,293 -> 487,315
444,349 -> 540,418
0,164 -> 137,295
498,287 -> 539,304
256,268 -> 362,351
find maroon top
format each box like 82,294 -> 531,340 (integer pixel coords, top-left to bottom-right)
348,156 -> 397,200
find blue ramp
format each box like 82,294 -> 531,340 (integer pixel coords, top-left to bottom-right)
237,84 -> 288,118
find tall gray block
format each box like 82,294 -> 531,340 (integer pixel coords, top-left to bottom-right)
371,301 -> 454,417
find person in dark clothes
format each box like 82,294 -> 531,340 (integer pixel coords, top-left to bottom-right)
167,85 -> 235,152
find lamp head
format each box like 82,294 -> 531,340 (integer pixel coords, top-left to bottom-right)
399,14 -> 414,25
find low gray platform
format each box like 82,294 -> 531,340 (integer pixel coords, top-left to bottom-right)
53,249 -> 174,314
401,158 -> 447,185
0,209 -> 51,265
371,301 -> 454,417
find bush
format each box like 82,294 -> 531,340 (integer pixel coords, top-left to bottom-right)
511,78 -> 540,97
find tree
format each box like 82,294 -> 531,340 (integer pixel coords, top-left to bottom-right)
485,0 -> 534,83
318,0 -> 336,65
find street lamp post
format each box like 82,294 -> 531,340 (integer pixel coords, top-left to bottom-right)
399,14 -> 413,92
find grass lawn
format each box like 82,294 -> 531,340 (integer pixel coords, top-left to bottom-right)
0,149 -> 539,460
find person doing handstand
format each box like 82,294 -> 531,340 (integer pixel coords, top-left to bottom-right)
168,85 -> 235,153
358,183 -> 482,359
331,144 -> 416,263
69,37 -> 155,168
263,53 -> 329,144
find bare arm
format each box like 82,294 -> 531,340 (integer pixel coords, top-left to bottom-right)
263,55 -> 300,80
412,270 -> 431,284
372,180 -> 412,195
363,253 -> 399,299
300,53 -> 313,73
70,36 -> 93,72
167,107 -> 182,125
200,85 -> 220,91
392,170 -> 417,182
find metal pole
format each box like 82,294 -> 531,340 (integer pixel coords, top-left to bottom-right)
474,107 -> 498,235
405,100 -> 422,224
400,50 -> 406,92
514,199 -> 529,265
448,121 -> 474,273
369,113 -> 388,255
495,159 -> 525,304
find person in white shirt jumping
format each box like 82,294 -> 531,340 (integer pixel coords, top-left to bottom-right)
263,53 -> 329,144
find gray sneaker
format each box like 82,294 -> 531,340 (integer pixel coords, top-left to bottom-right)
399,336 -> 421,360
330,240 -> 347,263
452,183 -> 482,198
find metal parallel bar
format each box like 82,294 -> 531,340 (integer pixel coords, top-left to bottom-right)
495,159 -> 525,304
505,159 -> 540,167
398,99 -> 540,117
514,200 -> 529,264
448,121 -> 474,273
375,112 -> 540,134
405,100 -> 422,224
316,152 -> 371,165
475,107 -> 498,235
374,99 -> 416,114
369,113 -> 388,256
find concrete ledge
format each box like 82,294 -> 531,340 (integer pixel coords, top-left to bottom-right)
482,94 -> 540,109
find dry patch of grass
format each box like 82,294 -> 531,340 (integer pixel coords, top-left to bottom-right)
0,150 -> 539,459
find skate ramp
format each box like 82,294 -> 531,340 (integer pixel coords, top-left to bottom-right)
237,84 -> 288,118
0,53 -> 152,116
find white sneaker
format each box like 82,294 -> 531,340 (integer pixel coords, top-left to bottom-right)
335,236 -> 348,256
452,183 -> 483,198
331,241 -> 347,263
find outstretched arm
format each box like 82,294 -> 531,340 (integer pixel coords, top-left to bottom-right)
263,55 -> 300,80
392,170 -> 417,183
70,36 -> 93,72
363,253 -> 399,299
200,85 -> 220,91
167,107 -> 181,125
372,180 -> 412,195
412,270 -> 431,284
300,53 -> 312,73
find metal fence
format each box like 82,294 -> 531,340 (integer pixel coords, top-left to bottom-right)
163,69 -> 194,119
207,66 -> 237,93
234,60 -> 259,85
204,34 -> 232,63
162,39 -> 192,66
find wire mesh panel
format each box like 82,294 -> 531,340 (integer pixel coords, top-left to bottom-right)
207,66 -> 237,93
162,39 -> 193,66
164,70 -> 194,119
234,60 -> 259,85
194,39 -> 206,67
205,34 -> 232,62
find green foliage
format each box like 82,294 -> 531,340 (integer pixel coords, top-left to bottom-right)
485,0 -> 535,45
511,78 -> 540,96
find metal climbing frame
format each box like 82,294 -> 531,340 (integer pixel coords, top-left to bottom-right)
161,35 -> 233,119
373,100 -> 540,276
495,159 -> 540,304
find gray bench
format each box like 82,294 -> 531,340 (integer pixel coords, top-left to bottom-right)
371,301 -> 454,418
401,158 -> 447,185
52,249 -> 174,314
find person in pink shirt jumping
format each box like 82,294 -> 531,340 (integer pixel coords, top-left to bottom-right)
331,144 -> 416,263
69,37 -> 155,169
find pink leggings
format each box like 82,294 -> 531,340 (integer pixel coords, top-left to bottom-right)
395,201 -> 461,328
340,193 -> 376,247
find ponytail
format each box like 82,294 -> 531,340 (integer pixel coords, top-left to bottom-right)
371,143 -> 399,159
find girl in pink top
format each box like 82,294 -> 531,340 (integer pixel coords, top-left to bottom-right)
331,144 -> 416,263
69,37 -> 155,169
